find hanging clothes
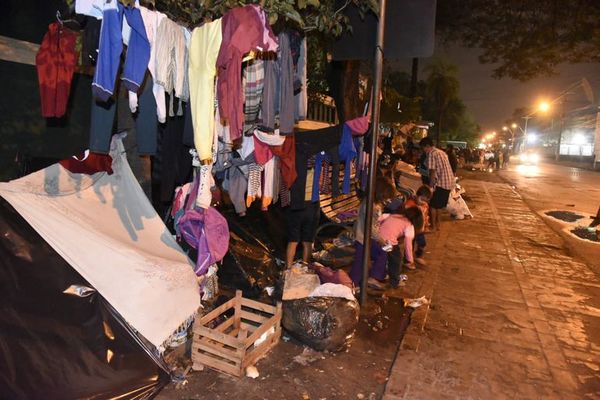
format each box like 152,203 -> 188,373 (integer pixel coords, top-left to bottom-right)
189,19 -> 222,161
89,74 -> 158,155
75,0 -> 104,20
36,22 -> 79,118
339,124 -> 358,194
216,5 -> 277,141
261,156 -> 278,210
223,153 -> 252,216
121,6 -> 150,95
246,163 -> 263,207
138,6 -> 167,119
311,149 -> 340,202
92,1 -> 150,102
155,17 -> 189,115
290,125 -> 343,210
294,36 -> 308,121
92,0 -> 123,102
260,32 -> 294,135
81,16 -> 101,66
253,130 -> 297,188
243,59 -> 265,134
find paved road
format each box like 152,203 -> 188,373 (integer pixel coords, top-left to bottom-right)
500,161 -> 600,217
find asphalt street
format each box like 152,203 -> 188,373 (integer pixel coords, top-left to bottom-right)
500,160 -> 600,217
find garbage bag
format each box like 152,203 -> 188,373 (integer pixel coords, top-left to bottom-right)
446,193 -> 473,220
218,231 -> 282,298
282,296 -> 360,352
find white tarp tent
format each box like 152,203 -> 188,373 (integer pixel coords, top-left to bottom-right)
0,138 -> 200,351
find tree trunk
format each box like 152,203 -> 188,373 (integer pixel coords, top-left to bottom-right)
327,60 -> 362,123
436,112 -> 443,146
342,60 -> 362,121
410,58 -> 419,98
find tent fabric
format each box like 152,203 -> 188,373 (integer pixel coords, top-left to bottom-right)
0,138 -> 200,351
0,197 -> 169,398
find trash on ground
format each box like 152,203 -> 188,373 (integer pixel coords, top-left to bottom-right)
245,365 -> 259,379
293,347 -> 323,366
403,296 -> 430,309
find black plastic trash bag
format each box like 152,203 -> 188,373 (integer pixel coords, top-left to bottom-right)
282,297 -> 360,352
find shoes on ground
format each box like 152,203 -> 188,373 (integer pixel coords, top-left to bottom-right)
404,262 -> 416,270
415,257 -> 427,266
367,277 -> 386,290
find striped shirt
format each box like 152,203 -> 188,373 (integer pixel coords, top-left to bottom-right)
426,148 -> 455,190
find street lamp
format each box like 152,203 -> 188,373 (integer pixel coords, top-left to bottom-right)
538,101 -> 551,113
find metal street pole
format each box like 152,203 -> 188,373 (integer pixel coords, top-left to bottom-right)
522,116 -> 530,152
360,0 -> 386,306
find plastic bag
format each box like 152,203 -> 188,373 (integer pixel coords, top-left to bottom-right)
282,296 -> 360,352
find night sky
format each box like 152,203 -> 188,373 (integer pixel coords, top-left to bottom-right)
428,44 -> 600,132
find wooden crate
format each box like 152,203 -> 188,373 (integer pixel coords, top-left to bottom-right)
192,290 -> 282,377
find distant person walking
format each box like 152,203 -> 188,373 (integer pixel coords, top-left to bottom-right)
419,137 -> 455,230
445,144 -> 458,174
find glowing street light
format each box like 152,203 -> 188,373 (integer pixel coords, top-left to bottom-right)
538,101 -> 550,113
511,123 -> 517,129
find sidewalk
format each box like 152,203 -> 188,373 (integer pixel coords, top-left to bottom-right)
383,179 -> 600,399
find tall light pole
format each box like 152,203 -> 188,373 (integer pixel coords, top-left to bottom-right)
360,0 -> 386,306
522,116 -> 531,152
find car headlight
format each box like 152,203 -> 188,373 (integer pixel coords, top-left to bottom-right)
530,153 -> 540,163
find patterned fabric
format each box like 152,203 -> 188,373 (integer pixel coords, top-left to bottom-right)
279,179 -> 290,207
426,147 -> 455,190
243,59 -> 265,133
246,163 -> 263,207
155,18 -> 188,102
36,23 -> 78,118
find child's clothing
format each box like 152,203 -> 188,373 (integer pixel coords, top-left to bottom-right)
378,214 -> 415,262
350,200 -> 386,285
404,197 -> 429,257
378,214 -> 415,286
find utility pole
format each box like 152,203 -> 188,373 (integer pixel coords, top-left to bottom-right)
360,0 -> 386,306
522,116 -> 531,152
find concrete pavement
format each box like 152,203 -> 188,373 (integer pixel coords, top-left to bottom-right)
383,179 -> 600,399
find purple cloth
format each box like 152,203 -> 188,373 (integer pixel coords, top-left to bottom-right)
310,263 -> 353,288
178,207 -> 230,276
349,240 -> 388,284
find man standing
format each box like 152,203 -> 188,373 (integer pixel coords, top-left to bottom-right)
419,137 -> 455,230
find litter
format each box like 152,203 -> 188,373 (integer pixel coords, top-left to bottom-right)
245,365 -> 259,379
403,296 -> 430,308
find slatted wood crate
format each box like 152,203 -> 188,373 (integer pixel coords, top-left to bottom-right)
192,290 -> 282,377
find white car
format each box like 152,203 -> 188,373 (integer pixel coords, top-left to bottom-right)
518,151 -> 540,165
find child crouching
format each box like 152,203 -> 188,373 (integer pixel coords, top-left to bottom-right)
378,206 -> 424,288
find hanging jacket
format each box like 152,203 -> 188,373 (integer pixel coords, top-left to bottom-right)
216,5 -> 277,141
120,6 -> 150,94
36,23 -> 79,118
92,0 -> 123,102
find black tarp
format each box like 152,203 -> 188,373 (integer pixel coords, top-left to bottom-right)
216,204 -> 287,298
0,197 -> 169,399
